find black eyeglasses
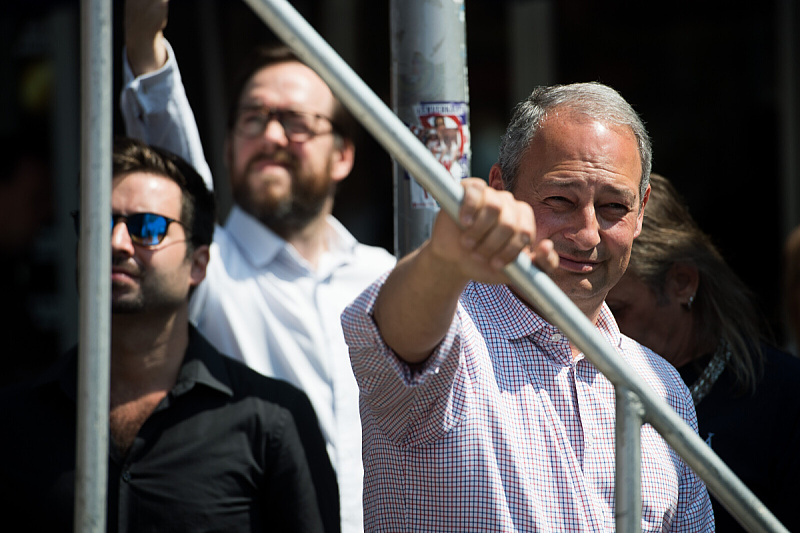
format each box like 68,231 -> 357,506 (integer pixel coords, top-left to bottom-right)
71,211 -> 185,246
234,106 -> 336,142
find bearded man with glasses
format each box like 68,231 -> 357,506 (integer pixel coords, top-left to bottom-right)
0,138 -> 338,532
120,2 -> 395,532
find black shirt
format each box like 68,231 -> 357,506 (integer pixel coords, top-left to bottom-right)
0,326 -> 339,533
679,344 -> 800,532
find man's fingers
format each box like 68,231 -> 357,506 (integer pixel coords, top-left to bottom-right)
438,178 -> 547,284
456,179 -> 536,271
125,0 -> 170,76
458,178 -> 486,229
125,0 -> 169,41
486,203 -> 534,270
531,239 -> 559,274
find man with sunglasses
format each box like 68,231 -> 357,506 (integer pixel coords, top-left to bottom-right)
120,2 -> 395,532
0,137 -> 338,532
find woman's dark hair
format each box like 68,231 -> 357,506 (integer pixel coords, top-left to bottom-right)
628,173 -> 765,394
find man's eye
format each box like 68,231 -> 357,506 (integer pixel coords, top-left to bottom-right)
242,113 -> 263,123
546,196 -> 571,205
284,114 -> 312,132
601,203 -> 631,217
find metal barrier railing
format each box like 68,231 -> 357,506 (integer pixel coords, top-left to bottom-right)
75,0 -> 789,531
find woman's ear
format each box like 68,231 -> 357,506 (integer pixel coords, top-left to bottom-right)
666,262 -> 700,307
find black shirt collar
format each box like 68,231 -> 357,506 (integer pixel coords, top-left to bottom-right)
45,325 -> 234,402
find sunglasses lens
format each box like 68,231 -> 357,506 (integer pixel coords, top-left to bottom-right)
128,213 -> 169,245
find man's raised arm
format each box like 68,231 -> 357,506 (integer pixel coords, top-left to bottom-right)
120,0 -> 214,191
124,0 -> 168,76
373,178 -> 557,364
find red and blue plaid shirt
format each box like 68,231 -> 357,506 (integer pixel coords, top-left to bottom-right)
343,277 -> 714,532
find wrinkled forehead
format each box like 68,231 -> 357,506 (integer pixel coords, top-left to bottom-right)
531,114 -> 641,180
540,109 -> 644,186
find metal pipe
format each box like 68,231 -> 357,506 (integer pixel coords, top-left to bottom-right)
616,387 -> 643,532
240,0 -> 789,531
75,0 -> 112,531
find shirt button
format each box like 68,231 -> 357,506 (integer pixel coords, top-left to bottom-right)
551,333 -> 562,342
121,471 -> 131,483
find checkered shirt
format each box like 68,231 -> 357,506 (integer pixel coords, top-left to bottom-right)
342,277 -> 714,532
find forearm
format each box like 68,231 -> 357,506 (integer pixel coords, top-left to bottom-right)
125,31 -> 167,77
125,0 -> 169,77
119,41 -> 214,191
373,242 -> 468,365
373,177 -> 554,364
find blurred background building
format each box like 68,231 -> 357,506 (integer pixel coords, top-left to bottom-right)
2,0 -> 798,381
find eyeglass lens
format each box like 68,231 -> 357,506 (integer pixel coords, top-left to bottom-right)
236,108 -> 330,141
112,213 -> 173,246
73,211 -> 175,246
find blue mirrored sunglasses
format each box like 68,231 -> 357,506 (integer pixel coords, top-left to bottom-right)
71,211 -> 184,246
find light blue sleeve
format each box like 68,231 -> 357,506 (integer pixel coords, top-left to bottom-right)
119,40 -> 214,192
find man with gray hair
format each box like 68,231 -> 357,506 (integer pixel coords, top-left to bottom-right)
342,82 -> 714,531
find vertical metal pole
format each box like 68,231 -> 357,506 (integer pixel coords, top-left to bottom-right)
390,0 -> 470,258
76,0 -> 112,531
616,387 -> 644,533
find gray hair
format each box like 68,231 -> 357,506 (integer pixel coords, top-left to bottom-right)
497,82 -> 652,203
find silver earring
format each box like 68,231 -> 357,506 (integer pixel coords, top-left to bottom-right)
687,294 -> 695,310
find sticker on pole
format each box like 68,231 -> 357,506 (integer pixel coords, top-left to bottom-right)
408,101 -> 470,209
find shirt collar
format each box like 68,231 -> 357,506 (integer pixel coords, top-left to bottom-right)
225,205 -> 360,274
468,282 -> 623,349
467,282 -> 554,340
49,325 -> 234,402
172,325 -> 234,398
225,206 -> 285,267
595,301 -> 623,349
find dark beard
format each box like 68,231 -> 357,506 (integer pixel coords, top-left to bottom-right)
111,281 -> 145,314
233,156 -> 334,240
110,273 -> 181,315
249,191 -> 328,239
110,257 -> 145,314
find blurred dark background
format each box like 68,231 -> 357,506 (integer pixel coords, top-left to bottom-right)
2,0 -> 798,383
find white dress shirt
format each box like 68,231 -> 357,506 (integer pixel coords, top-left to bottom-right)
120,42 -> 396,533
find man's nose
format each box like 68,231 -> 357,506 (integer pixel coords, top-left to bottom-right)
262,115 -> 289,145
111,220 -> 134,254
565,206 -> 601,249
